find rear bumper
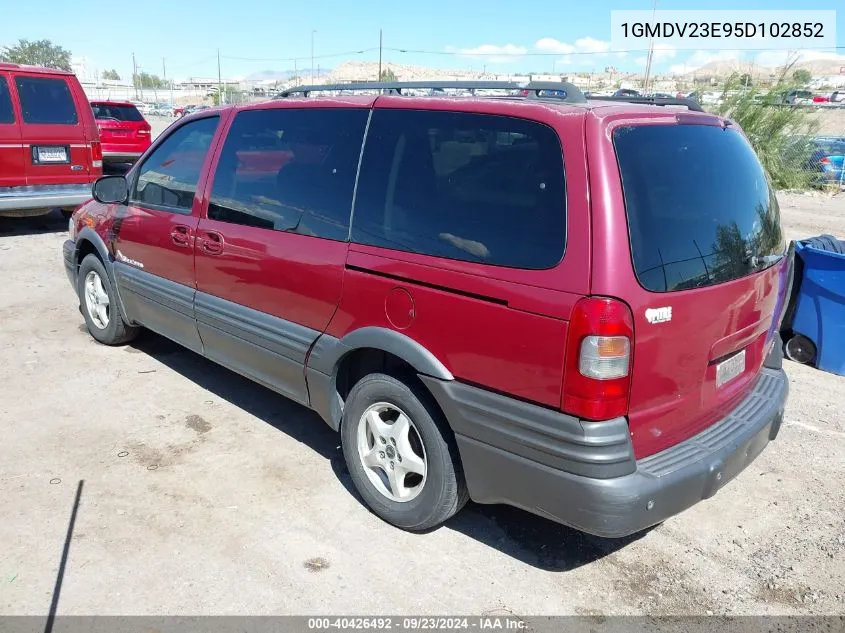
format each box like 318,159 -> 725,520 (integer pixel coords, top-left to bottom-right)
0,184 -> 93,216
422,367 -> 788,538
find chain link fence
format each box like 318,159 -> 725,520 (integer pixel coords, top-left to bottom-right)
777,133 -> 845,190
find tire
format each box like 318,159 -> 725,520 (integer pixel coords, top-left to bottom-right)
77,254 -> 139,345
784,334 -> 816,365
340,372 -> 468,531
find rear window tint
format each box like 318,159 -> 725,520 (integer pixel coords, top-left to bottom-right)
15,76 -> 78,125
614,124 -> 785,292
0,77 -> 13,123
352,109 -> 566,269
91,103 -> 144,122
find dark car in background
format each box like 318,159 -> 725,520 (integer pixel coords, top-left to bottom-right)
90,100 -> 151,164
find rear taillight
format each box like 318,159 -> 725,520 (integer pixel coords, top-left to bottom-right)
563,297 -> 634,421
138,127 -> 150,136
90,141 -> 102,169
820,157 -> 831,165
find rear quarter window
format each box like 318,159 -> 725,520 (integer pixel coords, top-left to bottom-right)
352,109 -> 566,269
0,77 -> 14,124
14,76 -> 78,125
614,124 -> 785,292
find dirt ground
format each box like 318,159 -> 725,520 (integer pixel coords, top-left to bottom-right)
0,193 -> 843,617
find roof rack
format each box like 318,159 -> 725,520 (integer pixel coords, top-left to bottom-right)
588,95 -> 704,112
276,80 -> 587,104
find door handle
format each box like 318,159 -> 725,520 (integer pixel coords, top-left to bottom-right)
170,224 -> 192,248
199,230 -> 224,255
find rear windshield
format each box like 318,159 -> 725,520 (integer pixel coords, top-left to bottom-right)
91,103 -> 144,122
614,124 -> 785,292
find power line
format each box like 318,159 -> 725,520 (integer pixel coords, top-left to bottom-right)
221,48 -> 377,62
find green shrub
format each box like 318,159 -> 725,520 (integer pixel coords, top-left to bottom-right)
714,74 -> 819,190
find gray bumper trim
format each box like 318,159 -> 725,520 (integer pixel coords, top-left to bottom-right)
0,184 -> 92,213
102,152 -> 142,163
437,368 -> 788,538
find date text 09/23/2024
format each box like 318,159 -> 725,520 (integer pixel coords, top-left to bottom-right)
308,617 -> 525,630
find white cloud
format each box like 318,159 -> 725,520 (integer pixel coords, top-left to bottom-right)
754,49 -> 845,68
573,37 -> 610,54
668,50 -> 744,74
535,36 -> 615,58
652,44 -> 676,61
535,38 -> 575,55
634,56 -> 647,66
555,56 -> 573,66
453,43 -> 527,63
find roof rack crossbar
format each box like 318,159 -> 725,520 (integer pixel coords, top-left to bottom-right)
588,95 -> 704,112
275,80 -> 587,104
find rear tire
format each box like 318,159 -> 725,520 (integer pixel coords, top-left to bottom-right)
77,254 -> 139,345
340,373 -> 468,531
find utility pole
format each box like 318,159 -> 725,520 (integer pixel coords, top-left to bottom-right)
294,58 -> 298,86
217,48 -> 223,105
164,57 -> 174,106
311,30 -> 317,83
132,52 -> 138,100
642,0 -> 658,94
378,29 -> 383,80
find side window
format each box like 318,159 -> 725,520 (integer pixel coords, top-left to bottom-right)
352,110 -> 566,269
131,116 -> 219,213
208,108 -> 369,241
0,77 -> 14,124
14,76 -> 78,125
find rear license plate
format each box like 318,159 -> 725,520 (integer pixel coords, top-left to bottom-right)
716,349 -> 746,388
34,146 -> 69,164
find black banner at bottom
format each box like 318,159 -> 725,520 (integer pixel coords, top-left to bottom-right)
0,616 -> 842,633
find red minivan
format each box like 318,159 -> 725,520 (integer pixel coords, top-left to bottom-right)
62,82 -> 790,537
0,63 -> 101,218
90,100 -> 151,163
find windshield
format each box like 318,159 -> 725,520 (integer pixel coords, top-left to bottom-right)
614,123 -> 785,293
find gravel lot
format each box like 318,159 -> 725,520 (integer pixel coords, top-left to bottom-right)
0,191 -> 843,617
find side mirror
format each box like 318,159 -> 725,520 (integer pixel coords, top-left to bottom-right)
92,175 -> 128,204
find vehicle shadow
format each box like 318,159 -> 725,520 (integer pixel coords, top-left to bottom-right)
0,209 -> 69,237
131,331 -> 645,572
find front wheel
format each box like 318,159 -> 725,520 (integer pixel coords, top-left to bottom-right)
340,373 -> 468,531
77,254 -> 139,345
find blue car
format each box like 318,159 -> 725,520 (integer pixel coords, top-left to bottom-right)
808,137 -> 845,186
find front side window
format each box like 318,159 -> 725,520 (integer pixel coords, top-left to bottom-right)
15,76 -> 78,125
131,116 -> 219,212
351,109 -> 566,269
208,108 -> 369,241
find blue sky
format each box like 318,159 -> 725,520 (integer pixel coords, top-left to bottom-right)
1,0 -> 842,80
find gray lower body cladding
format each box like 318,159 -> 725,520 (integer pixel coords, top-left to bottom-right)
422,368 -> 788,538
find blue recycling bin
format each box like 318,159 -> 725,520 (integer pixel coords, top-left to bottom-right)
788,241 -> 845,376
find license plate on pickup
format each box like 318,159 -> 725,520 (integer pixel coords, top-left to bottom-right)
716,349 -> 746,388
34,146 -> 69,164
